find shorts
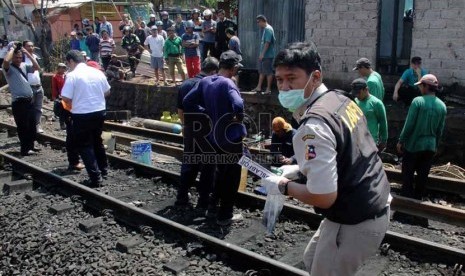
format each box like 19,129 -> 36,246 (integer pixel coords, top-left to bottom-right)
258,58 -> 274,75
168,56 -> 183,74
150,57 -> 164,69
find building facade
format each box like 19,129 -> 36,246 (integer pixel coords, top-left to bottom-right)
306,0 -> 465,93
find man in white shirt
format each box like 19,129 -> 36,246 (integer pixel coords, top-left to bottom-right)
61,50 -> 111,187
23,40 -> 44,133
144,26 -> 166,85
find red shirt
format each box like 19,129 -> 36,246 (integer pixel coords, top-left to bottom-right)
51,73 -> 65,100
86,60 -> 102,70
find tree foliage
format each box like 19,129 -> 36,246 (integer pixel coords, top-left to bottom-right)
1,0 -> 53,71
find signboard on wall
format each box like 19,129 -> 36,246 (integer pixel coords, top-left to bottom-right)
79,3 -> 122,20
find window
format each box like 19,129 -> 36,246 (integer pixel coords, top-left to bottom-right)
377,0 -> 414,75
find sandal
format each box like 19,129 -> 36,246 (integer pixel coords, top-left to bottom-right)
262,90 -> 272,95
251,88 -> 262,93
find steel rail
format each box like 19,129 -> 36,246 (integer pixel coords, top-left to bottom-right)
0,152 -> 308,276
1,121 -> 464,227
102,121 -> 465,196
1,122 -> 465,265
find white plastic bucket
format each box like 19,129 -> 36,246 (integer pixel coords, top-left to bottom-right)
130,140 -> 152,165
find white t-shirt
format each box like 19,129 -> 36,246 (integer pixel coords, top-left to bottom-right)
61,63 -> 110,114
24,55 -> 41,85
144,35 -> 165,58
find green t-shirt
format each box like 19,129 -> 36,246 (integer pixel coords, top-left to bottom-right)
355,95 -> 388,144
367,71 -> 385,101
399,95 -> 447,152
260,24 -> 275,58
164,36 -> 184,58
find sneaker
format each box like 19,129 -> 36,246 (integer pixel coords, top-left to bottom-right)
216,213 -> 243,226
60,122 -> 66,130
36,125 -> 44,133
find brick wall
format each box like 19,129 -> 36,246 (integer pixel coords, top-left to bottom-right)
413,0 -> 465,88
305,0 -> 465,93
305,0 -> 379,89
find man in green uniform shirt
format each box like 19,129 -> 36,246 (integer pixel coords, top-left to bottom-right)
351,78 -> 388,151
353,58 -> 385,101
397,74 -> 446,201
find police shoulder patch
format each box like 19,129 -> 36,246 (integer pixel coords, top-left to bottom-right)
305,145 -> 316,160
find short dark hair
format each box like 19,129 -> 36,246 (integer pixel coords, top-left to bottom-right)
225,27 -> 235,36
66,50 -> 85,64
201,56 -> 219,73
256,15 -> 267,22
411,56 -> 422,64
22,40 -> 33,47
13,48 -> 22,55
217,9 -> 225,15
219,61 -> 236,70
273,42 -> 322,75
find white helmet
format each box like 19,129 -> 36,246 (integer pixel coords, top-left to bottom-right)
203,9 -> 212,17
149,14 -> 156,18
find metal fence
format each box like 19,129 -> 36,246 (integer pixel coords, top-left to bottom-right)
238,0 -> 306,69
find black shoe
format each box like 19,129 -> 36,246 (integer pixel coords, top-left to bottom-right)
174,197 -> 189,207
31,148 -> 41,152
101,170 -> 108,180
82,178 -> 102,188
21,150 -> 37,156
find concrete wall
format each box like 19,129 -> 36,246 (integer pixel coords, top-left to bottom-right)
24,74 -> 465,165
305,0 -> 379,89
412,0 -> 465,89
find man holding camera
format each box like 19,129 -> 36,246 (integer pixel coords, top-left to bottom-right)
2,42 -> 41,156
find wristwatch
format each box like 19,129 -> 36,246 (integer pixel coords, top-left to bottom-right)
279,182 -> 289,196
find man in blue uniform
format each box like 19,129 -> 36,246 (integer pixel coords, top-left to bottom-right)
183,50 -> 246,225
176,57 -> 219,208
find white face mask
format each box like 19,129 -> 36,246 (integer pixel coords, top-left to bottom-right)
278,72 -> 314,112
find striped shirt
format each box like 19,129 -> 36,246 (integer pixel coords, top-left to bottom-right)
99,38 -> 115,57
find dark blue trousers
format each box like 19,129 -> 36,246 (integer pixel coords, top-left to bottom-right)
72,110 -> 108,183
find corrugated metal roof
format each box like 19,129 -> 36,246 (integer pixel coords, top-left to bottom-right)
45,0 -> 94,9
238,0 -> 305,69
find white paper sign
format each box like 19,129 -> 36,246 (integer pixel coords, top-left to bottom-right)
238,155 -> 275,179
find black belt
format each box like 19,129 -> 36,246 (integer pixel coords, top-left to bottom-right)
168,53 -> 181,57
30,84 -> 41,88
14,97 -> 32,102
374,206 -> 389,219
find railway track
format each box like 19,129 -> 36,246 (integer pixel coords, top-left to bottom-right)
102,121 -> 465,197
0,122 -> 464,275
2,120 -> 465,227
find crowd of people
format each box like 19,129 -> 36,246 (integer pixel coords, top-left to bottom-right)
67,9 -> 240,84
1,8 -> 449,275
173,16 -> 446,275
